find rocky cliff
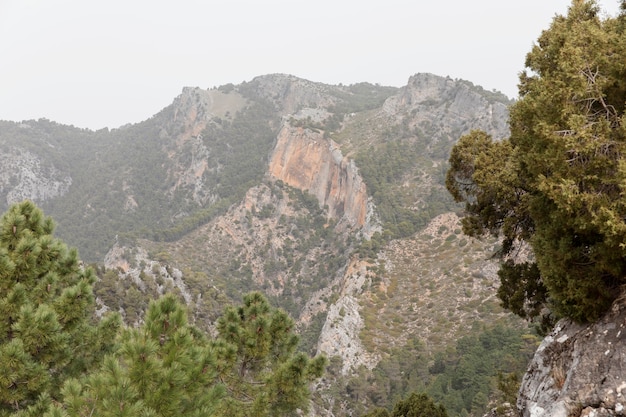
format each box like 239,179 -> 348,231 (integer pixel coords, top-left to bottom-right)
268,124 -> 372,232
0,145 -> 71,206
383,73 -> 510,141
517,298 -> 626,417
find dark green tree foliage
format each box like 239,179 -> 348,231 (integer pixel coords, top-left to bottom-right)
46,292 -> 325,417
215,292 -> 326,417
0,202 -> 324,416
362,393 -> 447,417
354,326 -> 534,417
391,393 -> 447,417
425,326 -> 532,415
47,295 -> 223,417
446,0 -> 626,323
0,201 -> 120,415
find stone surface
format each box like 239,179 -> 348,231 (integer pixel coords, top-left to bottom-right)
268,124 -> 372,231
518,299 -> 626,417
0,147 -> 71,207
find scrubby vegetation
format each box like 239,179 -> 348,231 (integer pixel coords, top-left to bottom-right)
447,0 -> 626,324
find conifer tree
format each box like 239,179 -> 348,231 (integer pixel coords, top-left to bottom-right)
0,201 -> 120,415
48,294 -> 222,417
446,0 -> 626,323
47,292 -> 325,417
214,292 -> 326,417
361,393 -> 448,417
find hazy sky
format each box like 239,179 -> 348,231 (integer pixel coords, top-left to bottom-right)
0,1 -> 621,130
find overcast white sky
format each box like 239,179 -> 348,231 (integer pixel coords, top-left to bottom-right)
0,1 -> 621,130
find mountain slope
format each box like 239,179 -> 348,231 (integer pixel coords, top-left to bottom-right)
0,73 -> 529,416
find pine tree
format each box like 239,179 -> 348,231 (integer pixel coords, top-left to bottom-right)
391,393 -> 448,417
362,393 -> 448,417
49,294 -> 222,417
446,0 -> 626,323
47,292 -> 325,417
214,292 -> 326,417
0,201 -> 120,415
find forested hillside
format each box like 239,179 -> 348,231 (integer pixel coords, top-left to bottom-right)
3,1 -> 626,416
0,49 -> 548,417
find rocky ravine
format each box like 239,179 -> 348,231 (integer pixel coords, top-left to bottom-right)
517,297 -> 626,417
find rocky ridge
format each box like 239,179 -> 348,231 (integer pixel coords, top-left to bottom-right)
268,124 -> 373,233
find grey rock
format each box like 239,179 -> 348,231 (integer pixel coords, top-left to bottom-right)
518,300 -> 626,417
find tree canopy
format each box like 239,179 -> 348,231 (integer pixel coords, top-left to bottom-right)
361,392 -> 448,417
0,202 -> 325,417
446,0 -> 626,323
0,200 -> 120,415
44,292 -> 325,417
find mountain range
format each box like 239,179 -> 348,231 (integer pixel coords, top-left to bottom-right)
0,73 -> 536,416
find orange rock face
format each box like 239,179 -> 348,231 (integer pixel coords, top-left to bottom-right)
268,125 -> 368,228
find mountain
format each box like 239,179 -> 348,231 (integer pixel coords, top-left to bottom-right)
0,73 -> 536,416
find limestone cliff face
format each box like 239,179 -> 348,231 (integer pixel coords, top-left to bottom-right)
384,73 -> 510,140
163,86 -> 248,205
268,124 -> 372,231
517,299 -> 626,417
0,146 -> 71,207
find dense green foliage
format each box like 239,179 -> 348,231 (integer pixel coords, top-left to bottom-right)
346,325 -> 535,417
362,392 -> 448,417
215,292 -> 326,417
0,202 -> 325,417
46,295 -> 223,417
354,135 -> 457,255
446,0 -> 626,323
0,201 -> 120,415
46,292 -> 325,417
328,82 -> 399,114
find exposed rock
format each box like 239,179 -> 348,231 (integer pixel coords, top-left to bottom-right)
102,243 -> 193,319
164,86 -> 248,205
316,257 -> 380,374
244,74 -> 338,114
0,147 -> 71,206
384,73 -> 510,140
268,124 -> 373,232
483,403 -> 517,417
518,298 -> 626,417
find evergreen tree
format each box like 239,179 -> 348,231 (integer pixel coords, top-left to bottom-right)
362,393 -> 448,417
214,292 -> 326,417
0,201 -> 120,415
391,393 -> 448,417
47,292 -> 325,417
446,0 -> 626,323
48,295 -> 222,417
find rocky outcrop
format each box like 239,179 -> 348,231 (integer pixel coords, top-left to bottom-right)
316,257 -> 380,374
518,299 -> 626,417
164,87 -> 248,204
244,74 -> 338,114
0,147 -> 71,207
383,73 -> 510,140
268,124 -> 372,231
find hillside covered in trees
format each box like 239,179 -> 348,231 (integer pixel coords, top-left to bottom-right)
2,1 -> 626,416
